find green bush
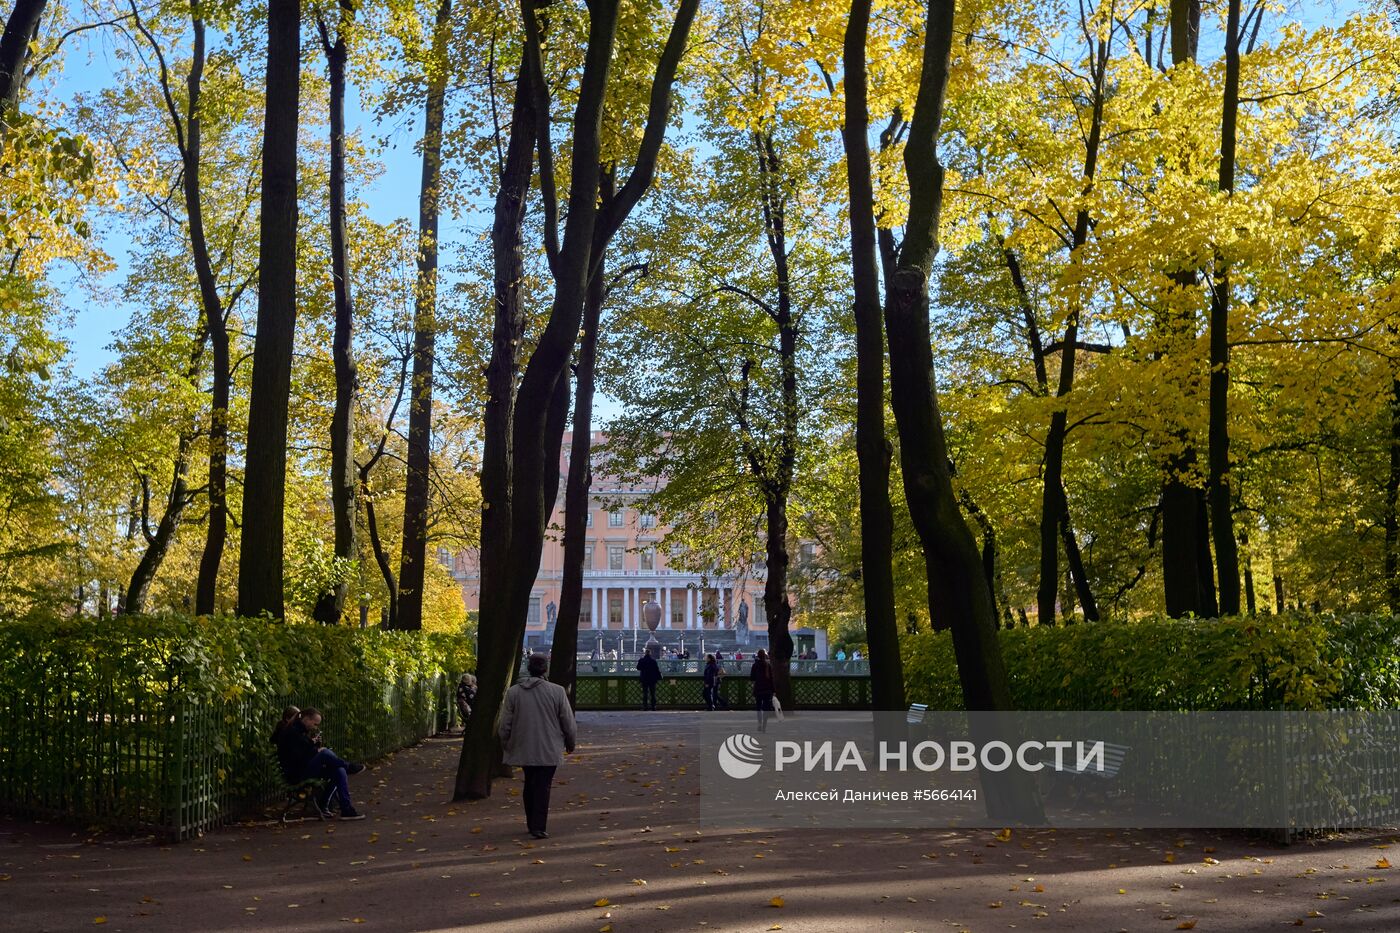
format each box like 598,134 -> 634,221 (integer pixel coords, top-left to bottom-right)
901,613 -> 1400,711
0,614 -> 472,837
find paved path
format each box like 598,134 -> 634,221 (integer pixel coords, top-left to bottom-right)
3,712 -> 1398,932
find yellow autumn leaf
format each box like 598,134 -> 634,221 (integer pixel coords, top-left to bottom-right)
769,896 -> 785,908
594,898 -> 610,907
1377,857 -> 1391,869
1176,921 -> 1198,930
994,828 -> 1012,842
93,920 -> 107,926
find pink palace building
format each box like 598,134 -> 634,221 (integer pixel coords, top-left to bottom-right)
447,432 -> 827,657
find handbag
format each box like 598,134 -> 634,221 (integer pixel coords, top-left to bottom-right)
771,693 -> 784,721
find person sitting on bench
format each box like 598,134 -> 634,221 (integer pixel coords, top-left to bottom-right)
273,706 -> 368,820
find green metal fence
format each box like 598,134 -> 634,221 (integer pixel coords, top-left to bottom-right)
0,671 -> 460,840
573,673 -> 872,710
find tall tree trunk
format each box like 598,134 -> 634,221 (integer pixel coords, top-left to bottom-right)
396,0 -> 452,631
1160,0 -> 1207,618
364,481 -> 397,625
1169,0 -> 1200,65
747,128 -> 799,710
313,9 -> 358,625
1036,35 -> 1106,625
1240,527 -> 1256,614
125,435 -> 195,614
1195,491 -> 1219,615
883,0 -> 1040,822
1386,371 -> 1400,615
1208,0 -> 1243,615
125,336 -> 206,613
455,30 -> 542,803
0,0 -> 44,123
842,0 -> 904,712
548,193 -> 607,704
144,5 -> 232,619
457,0 -> 696,801
130,2 -> 232,617
237,0 -> 301,619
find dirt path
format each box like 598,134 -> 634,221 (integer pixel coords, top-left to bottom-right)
3,712 -> 1398,932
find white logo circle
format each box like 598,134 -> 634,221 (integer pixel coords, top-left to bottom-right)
718,733 -> 763,779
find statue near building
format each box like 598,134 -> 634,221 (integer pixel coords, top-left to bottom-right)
546,600 -> 557,630
642,598 -> 663,659
736,598 -> 749,639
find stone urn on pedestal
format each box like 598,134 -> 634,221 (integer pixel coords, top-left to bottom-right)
642,599 -> 663,659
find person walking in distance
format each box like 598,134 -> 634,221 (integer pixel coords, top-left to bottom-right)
750,648 -> 776,733
703,653 -> 723,711
636,649 -> 662,711
499,653 -> 577,839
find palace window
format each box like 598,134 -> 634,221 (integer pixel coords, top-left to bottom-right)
608,544 -> 625,571
608,510 -> 624,528
639,547 -> 655,571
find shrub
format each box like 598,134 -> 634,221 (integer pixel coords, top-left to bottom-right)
0,613 -> 472,837
901,613 -> 1400,711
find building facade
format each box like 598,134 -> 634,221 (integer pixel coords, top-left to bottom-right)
449,433 -> 826,655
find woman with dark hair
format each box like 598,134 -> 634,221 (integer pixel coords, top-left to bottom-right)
703,653 -> 723,711
270,705 -> 301,745
749,649 -> 775,732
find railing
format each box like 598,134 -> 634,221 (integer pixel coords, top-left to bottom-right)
572,673 -> 872,710
0,672 -> 462,840
531,658 -> 871,676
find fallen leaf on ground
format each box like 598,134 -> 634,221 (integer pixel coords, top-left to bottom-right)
769,896 -> 785,908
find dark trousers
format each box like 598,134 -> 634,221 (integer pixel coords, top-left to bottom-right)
755,694 -> 774,732
641,681 -> 658,710
303,748 -> 352,811
703,683 -> 719,710
522,765 -> 557,833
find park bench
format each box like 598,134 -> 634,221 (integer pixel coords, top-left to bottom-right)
279,776 -> 336,824
906,702 -> 928,725
274,749 -> 338,824
1041,741 -> 1129,779
1041,741 -> 1130,804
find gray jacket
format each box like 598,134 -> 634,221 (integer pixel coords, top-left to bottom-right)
499,676 -> 577,767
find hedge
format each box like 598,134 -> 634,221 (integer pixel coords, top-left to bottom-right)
0,614 -> 473,838
902,613 -> 1400,711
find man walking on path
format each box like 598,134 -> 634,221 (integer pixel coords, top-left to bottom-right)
637,650 -> 661,710
499,654 -> 577,839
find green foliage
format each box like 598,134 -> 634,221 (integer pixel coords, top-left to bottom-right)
0,613 -> 472,836
902,614 -> 1400,712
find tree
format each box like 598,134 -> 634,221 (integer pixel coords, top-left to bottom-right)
1207,0 -> 1243,615
395,0 -> 452,631
457,0 -> 696,800
313,0 -> 360,624
238,0 -> 301,619
842,0 -> 904,711
0,0 -> 45,122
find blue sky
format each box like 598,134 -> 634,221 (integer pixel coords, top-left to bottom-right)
49,21 -> 471,378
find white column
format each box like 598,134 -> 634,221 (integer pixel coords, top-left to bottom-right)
718,585 -> 727,628
688,587 -> 696,629
663,586 -> 672,629
591,587 -> 600,629
623,586 -> 632,630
